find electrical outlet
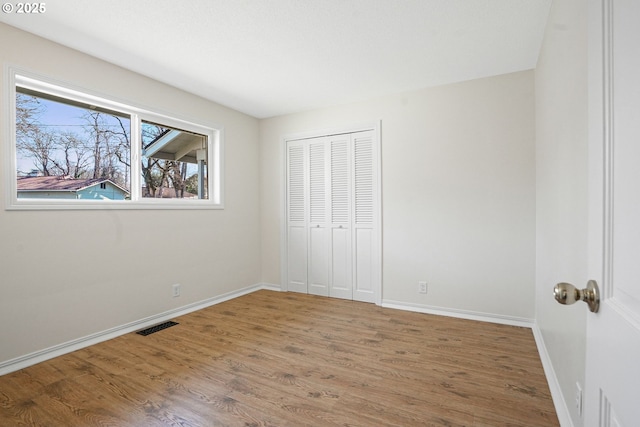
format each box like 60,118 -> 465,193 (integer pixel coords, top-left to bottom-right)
418,281 -> 428,294
575,382 -> 583,417
172,283 -> 181,297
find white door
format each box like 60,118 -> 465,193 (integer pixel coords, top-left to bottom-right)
284,127 -> 381,304
352,131 -> 378,303
286,140 -> 308,293
308,138 -> 329,296
328,134 -> 353,300
585,0 -> 640,424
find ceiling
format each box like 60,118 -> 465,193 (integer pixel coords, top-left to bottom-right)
0,0 -> 552,119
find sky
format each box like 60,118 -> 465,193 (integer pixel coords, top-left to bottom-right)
16,93 -> 130,177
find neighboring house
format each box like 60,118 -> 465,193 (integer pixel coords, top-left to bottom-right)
17,176 -> 129,200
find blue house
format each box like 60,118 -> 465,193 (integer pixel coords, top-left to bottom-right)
17,176 -> 129,200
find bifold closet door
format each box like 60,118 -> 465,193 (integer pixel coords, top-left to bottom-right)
307,138 -> 329,296
286,140 -> 308,293
328,134 -> 352,300
286,137 -> 331,297
351,131 -> 377,303
286,130 -> 378,303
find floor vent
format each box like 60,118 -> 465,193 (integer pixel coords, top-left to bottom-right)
136,321 -> 179,336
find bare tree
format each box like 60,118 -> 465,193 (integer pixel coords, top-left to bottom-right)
82,111 -> 130,187
108,116 -> 131,188
166,160 -> 188,198
50,131 -> 91,178
15,93 -> 50,175
84,112 -> 105,179
16,93 -> 42,146
16,93 -> 132,187
141,124 -> 168,197
17,127 -> 57,176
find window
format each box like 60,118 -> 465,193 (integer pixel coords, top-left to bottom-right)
6,68 -> 222,209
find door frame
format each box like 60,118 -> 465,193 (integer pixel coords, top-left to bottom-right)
279,121 -> 382,304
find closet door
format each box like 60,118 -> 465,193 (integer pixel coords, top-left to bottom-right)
328,134 -> 353,300
286,140 -> 308,293
307,138 -> 329,296
285,128 -> 379,303
352,131 -> 377,303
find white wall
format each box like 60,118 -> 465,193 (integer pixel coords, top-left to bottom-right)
260,71 -> 536,322
0,23 -> 261,366
534,0 -> 588,425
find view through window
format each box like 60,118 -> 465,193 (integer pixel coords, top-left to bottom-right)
10,71 -> 219,207
16,89 -> 132,200
141,121 -> 208,200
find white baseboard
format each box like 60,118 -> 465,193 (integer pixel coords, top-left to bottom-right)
531,324 -> 573,427
258,282 -> 284,292
381,299 -> 534,328
0,283 -> 280,376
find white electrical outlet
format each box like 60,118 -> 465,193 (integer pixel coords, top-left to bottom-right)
172,283 -> 181,297
418,281 -> 428,294
575,382 -> 583,417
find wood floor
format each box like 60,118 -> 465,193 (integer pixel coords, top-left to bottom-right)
0,290 -> 558,426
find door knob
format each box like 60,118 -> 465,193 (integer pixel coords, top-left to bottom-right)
553,280 -> 600,313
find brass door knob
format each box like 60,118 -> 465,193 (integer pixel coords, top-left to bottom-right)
553,280 -> 600,313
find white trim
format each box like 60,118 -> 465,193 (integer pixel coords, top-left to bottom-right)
4,64 -> 224,210
279,134 -> 289,292
281,122 -> 380,142
373,123 -> 382,306
532,324 -> 574,427
381,299 -> 534,327
0,283 -> 275,376
257,282 -> 283,292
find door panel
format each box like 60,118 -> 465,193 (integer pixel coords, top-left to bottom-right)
286,141 -> 307,294
352,131 -> 377,303
586,0 -> 640,424
330,136 -> 350,224
308,226 -> 328,296
287,225 -> 307,293
307,138 -> 329,296
329,135 -> 353,299
330,226 -> 351,299
354,228 -> 375,303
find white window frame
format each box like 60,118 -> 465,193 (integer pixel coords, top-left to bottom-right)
4,66 -> 224,210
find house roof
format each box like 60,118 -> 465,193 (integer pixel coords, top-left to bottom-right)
143,128 -> 206,164
17,176 -> 129,194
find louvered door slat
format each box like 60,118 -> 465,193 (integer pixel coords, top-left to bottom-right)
286,142 -> 308,294
354,135 -> 374,224
288,144 -> 305,222
309,142 -> 326,223
331,139 -> 349,224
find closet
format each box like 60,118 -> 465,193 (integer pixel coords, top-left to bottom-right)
285,129 -> 380,303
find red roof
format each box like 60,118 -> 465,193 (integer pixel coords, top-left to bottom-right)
17,176 -> 127,193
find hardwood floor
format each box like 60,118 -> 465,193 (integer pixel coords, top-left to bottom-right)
0,290 -> 558,426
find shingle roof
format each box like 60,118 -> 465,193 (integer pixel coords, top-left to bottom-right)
17,176 -> 127,193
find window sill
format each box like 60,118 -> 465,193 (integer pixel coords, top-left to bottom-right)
5,199 -> 224,211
